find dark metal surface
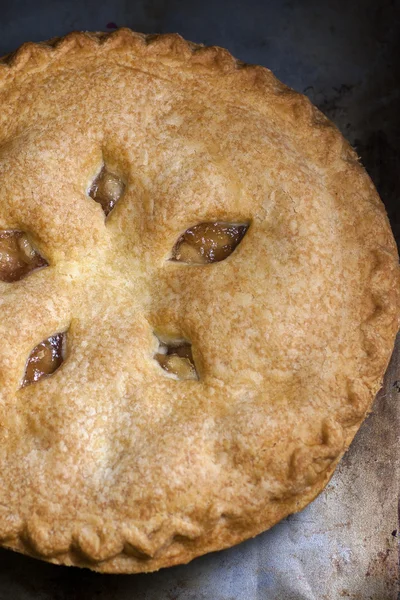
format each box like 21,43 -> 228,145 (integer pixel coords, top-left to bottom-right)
0,1 -> 398,598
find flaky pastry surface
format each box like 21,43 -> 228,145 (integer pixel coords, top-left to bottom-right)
0,29 -> 399,573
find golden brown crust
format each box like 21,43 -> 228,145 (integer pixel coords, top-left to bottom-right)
0,28 -> 398,573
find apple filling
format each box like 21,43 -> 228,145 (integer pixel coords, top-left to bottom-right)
155,340 -> 197,380
172,222 -> 248,264
89,167 -> 125,216
22,333 -> 66,388
0,231 -> 47,282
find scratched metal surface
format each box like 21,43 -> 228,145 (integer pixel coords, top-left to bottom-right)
0,0 -> 398,598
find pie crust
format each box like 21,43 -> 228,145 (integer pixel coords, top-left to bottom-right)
0,29 -> 398,573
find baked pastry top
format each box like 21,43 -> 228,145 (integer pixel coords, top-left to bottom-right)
0,29 -> 398,573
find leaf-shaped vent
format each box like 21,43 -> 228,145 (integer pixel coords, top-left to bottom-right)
89,166 -> 125,216
21,333 -> 66,388
171,222 -> 248,264
0,231 -> 48,282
